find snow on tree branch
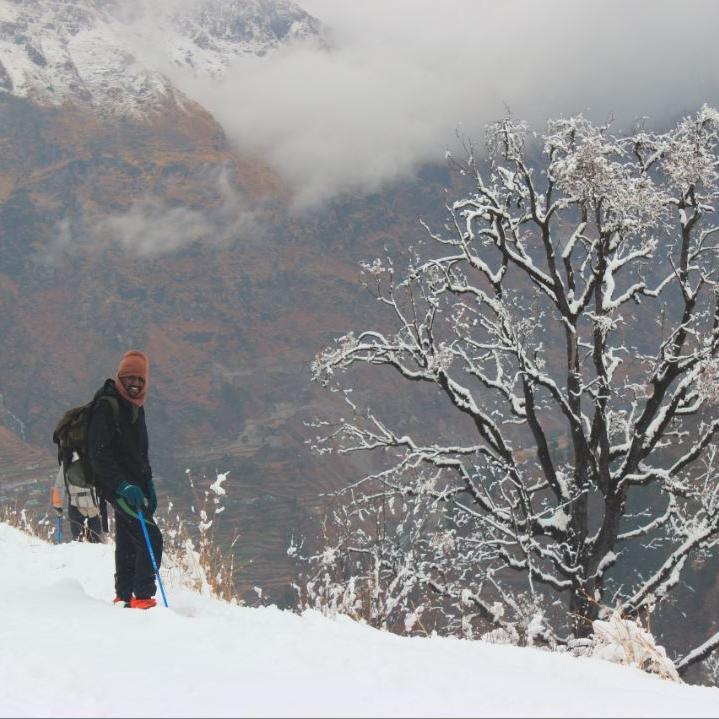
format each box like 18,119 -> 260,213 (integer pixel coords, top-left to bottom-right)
304,109 -> 719,665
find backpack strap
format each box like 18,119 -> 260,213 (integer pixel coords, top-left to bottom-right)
96,395 -> 122,503
95,396 -> 120,433
82,396 -> 121,504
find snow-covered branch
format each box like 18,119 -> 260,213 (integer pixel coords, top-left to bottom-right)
306,108 -> 719,656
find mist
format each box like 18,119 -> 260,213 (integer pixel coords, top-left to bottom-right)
158,0 -> 719,207
42,169 -> 261,261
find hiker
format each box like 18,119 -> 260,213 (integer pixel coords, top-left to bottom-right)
50,465 -> 106,543
87,350 -> 163,609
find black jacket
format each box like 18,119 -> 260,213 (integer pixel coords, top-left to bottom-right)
88,379 -> 152,501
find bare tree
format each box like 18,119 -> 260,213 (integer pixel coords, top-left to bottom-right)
307,108 -> 719,670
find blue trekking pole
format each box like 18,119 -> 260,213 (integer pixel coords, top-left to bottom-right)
54,514 -> 63,544
138,509 -> 169,608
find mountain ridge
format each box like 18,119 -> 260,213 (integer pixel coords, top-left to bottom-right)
0,0 -> 322,116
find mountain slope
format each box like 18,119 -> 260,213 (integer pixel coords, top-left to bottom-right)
1,522 -> 718,718
0,0 -> 438,602
0,0 -> 321,115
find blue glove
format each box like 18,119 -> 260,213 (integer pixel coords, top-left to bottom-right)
147,480 -> 157,516
117,481 -> 147,510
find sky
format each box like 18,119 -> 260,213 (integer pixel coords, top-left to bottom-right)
171,0 -> 719,207
2,521 -> 718,718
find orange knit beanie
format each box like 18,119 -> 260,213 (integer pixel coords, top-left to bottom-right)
115,350 -> 149,407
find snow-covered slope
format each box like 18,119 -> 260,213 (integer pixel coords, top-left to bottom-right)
0,0 -> 321,116
1,522 -> 718,718
143,0 -> 322,77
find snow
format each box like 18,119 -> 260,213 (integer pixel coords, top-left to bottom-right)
537,507 -> 571,532
0,0 -> 175,116
1,523 -> 718,718
0,0 -> 321,117
209,471 -> 228,496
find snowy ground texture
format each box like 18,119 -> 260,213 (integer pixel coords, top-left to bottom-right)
1,522 -> 718,718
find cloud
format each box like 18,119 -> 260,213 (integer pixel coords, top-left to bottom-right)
95,199 -> 213,256
45,168 -> 261,259
163,1 -> 719,207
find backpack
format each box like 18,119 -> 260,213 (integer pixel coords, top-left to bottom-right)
54,464 -> 101,516
52,395 -> 120,491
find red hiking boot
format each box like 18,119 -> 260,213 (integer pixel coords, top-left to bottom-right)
130,597 -> 157,610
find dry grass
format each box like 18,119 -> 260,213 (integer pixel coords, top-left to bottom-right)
158,469 -> 241,602
1,469 -> 244,604
0,502 -> 55,543
589,609 -> 681,682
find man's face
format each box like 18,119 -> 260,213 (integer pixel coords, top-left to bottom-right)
120,375 -> 145,398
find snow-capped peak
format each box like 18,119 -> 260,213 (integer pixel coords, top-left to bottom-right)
113,0 -> 324,80
0,0 -> 321,117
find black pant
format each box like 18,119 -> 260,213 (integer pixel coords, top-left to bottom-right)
114,507 -> 163,601
68,504 -> 103,543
